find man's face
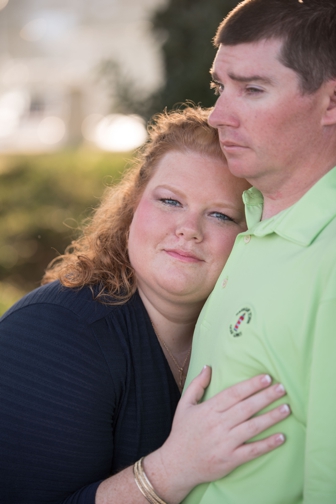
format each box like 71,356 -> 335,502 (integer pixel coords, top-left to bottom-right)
208,39 -> 328,190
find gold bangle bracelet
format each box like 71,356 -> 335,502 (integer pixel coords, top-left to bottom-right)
133,457 -> 168,504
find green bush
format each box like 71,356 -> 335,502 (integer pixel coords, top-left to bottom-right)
0,149 -> 132,315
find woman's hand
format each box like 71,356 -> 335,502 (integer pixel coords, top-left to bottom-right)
144,366 -> 290,504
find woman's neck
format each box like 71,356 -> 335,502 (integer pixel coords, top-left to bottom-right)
137,288 -> 203,391
138,288 -> 201,351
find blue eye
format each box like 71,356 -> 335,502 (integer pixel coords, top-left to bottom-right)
160,198 -> 181,207
211,212 -> 234,222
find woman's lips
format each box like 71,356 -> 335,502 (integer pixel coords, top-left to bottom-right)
165,249 -> 203,263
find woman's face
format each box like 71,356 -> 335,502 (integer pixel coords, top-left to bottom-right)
128,150 -> 250,308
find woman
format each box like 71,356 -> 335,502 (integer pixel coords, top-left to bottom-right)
0,107 -> 289,504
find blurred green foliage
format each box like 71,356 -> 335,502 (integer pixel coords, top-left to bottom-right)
0,150 -> 131,315
149,0 -> 241,115
1,1 -> 245,316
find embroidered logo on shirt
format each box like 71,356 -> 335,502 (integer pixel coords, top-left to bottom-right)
229,307 -> 252,337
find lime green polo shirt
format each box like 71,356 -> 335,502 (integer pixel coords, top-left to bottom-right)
184,167 -> 336,504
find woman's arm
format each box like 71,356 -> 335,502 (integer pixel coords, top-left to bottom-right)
0,300 -> 115,504
96,366 -> 289,504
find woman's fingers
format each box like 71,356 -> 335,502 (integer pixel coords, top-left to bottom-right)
232,402 -> 291,445
233,431 -> 286,466
156,371 -> 291,496
181,365 -> 212,405
204,373 -> 274,413
220,382 -> 287,429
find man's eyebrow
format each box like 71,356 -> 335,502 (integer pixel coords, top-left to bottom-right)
228,72 -> 274,85
210,70 -> 274,86
210,70 -> 220,81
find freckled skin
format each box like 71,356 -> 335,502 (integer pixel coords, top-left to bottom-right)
209,39 -> 332,201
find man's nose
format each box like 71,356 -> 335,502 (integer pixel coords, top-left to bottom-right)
208,94 -> 240,129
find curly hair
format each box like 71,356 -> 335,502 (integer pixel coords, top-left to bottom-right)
42,106 -> 226,303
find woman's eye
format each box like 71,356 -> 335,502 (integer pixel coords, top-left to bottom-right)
210,80 -> 223,96
211,212 -> 234,222
160,198 -> 181,207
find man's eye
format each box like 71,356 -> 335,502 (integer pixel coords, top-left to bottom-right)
160,198 -> 181,207
210,80 -> 223,96
246,86 -> 264,95
211,212 -> 234,222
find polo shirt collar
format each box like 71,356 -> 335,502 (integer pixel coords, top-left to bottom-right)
243,166 -> 336,246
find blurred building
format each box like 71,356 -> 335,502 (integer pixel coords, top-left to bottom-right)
0,0 -> 166,152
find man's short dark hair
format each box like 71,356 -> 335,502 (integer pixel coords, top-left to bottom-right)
214,0 -> 336,93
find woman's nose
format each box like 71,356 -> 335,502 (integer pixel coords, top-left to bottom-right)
175,214 -> 203,241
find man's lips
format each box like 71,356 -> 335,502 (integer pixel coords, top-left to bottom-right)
164,249 -> 203,263
220,140 -> 248,151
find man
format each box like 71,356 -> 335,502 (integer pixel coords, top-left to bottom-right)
184,0 -> 336,503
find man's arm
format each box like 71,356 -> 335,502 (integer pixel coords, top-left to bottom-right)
304,269 -> 336,502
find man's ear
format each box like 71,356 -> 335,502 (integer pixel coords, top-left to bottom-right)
322,79 -> 336,126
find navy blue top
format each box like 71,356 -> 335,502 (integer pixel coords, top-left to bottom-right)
0,281 -> 180,503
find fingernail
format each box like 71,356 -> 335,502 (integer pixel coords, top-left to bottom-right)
275,383 -> 286,394
279,404 -> 290,415
275,434 -> 285,445
261,374 -> 272,385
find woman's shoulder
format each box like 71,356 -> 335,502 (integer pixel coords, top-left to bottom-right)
0,280 -> 117,325
0,280 -> 146,325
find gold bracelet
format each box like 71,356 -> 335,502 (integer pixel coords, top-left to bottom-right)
133,457 -> 168,504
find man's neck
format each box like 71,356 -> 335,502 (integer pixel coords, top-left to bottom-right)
257,163 -> 335,220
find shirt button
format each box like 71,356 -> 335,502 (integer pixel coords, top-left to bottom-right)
244,235 -> 251,244
222,276 -> 228,288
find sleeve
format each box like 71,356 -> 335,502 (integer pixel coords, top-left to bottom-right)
0,301 -> 116,504
304,267 -> 336,503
